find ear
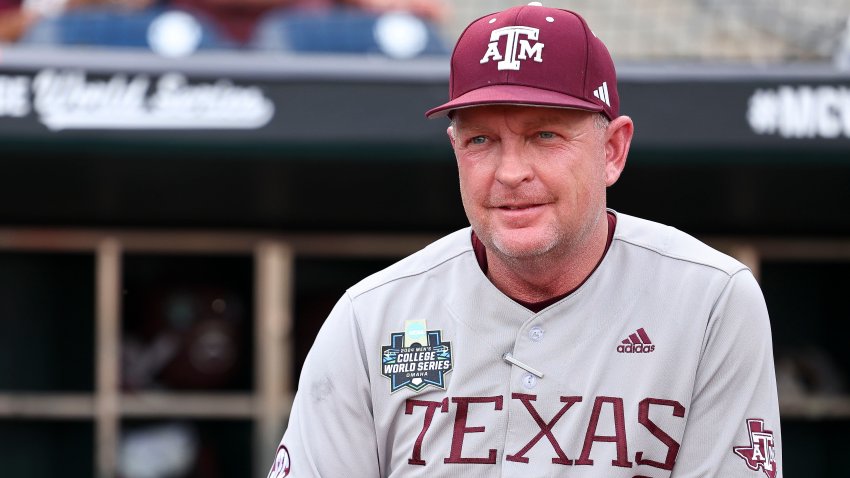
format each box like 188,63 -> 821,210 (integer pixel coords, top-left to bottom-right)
603,115 -> 634,187
447,125 -> 456,149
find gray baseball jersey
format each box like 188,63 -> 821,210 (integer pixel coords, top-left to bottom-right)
269,211 -> 782,478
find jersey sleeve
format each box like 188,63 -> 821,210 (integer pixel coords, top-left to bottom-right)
268,293 -> 380,478
672,269 -> 782,477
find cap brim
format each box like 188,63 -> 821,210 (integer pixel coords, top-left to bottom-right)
425,84 -> 604,119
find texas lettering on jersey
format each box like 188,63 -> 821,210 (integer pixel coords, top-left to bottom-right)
404,393 -> 684,470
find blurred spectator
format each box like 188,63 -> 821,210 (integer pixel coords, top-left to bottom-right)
170,0 -> 448,46
0,0 -> 35,42
0,0 -> 154,43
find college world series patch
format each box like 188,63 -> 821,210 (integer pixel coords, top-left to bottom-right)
381,320 -> 453,393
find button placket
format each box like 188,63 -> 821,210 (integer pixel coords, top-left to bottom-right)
528,326 -> 544,342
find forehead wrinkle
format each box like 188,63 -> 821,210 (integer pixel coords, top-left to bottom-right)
455,106 -> 591,135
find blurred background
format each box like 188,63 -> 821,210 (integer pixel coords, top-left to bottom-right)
0,0 -> 848,476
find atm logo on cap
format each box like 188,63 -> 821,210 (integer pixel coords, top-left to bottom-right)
480,26 -> 545,71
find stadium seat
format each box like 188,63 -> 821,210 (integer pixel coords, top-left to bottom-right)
251,8 -> 448,58
19,7 -> 233,53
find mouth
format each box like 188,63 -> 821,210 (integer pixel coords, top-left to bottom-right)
497,204 -> 543,211
488,200 -> 550,226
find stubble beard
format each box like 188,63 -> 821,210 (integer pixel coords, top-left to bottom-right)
487,221 -> 565,262
466,201 -> 604,273
460,178 -> 605,272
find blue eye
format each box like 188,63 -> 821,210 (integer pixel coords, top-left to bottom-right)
538,131 -> 556,139
470,136 -> 487,145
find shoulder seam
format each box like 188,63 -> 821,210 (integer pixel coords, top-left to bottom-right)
348,248 -> 472,299
695,268 -> 755,385
614,236 -> 749,277
345,291 -> 374,393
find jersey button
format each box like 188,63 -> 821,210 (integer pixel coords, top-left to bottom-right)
528,326 -> 544,342
522,373 -> 537,389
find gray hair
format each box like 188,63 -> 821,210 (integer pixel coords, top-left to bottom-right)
593,113 -> 610,131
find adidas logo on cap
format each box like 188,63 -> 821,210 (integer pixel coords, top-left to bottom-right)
616,327 -> 655,354
592,81 -> 610,107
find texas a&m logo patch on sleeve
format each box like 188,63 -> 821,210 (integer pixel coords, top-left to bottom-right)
267,445 -> 290,478
381,320 -> 453,393
733,418 -> 777,478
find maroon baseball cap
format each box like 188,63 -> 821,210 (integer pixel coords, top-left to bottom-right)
425,2 -> 619,120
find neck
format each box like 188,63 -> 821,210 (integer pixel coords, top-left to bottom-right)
485,213 -> 610,303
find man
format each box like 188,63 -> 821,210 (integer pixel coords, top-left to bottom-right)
269,3 -> 782,477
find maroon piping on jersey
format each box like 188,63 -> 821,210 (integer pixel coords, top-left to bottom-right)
471,211 -> 616,312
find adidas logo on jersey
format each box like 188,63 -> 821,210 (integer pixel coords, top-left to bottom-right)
616,328 -> 655,353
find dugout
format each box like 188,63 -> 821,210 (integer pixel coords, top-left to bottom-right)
0,49 -> 849,477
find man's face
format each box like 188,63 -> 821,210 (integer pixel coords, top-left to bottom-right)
450,105 -> 611,261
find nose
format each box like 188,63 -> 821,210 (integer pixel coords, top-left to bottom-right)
494,142 -> 533,188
